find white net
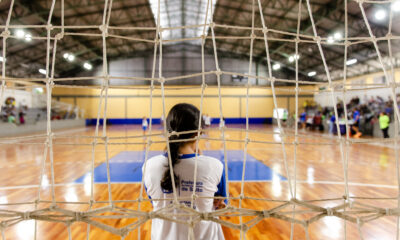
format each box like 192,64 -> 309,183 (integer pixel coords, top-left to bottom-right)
0,0 -> 400,239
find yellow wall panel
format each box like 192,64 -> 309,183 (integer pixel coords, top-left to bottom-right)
58,97 -> 74,105
77,98 -> 101,119
106,98 -> 125,118
56,86 -> 316,119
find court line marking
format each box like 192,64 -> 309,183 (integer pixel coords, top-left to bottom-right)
0,180 -> 397,191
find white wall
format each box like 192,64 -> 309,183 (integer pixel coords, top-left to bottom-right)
91,51 -> 270,86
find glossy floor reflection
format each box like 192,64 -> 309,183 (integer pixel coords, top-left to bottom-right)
0,124 -> 399,239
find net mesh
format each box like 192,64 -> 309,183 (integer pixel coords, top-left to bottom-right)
0,0 -> 400,239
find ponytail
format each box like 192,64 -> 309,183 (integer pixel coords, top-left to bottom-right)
160,103 -> 204,192
160,137 -> 180,192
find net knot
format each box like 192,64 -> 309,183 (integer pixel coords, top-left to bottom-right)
386,33 -> 393,39
326,207 -> 333,216
385,208 -> 391,216
313,36 -> 321,43
191,194 -> 197,200
295,37 -> 300,43
1,30 -> 10,38
170,131 -> 179,137
209,22 -> 215,28
50,204 -> 57,211
0,221 -> 7,230
356,218 -> 363,226
99,25 -> 108,35
371,35 -> 377,42
201,83 -> 207,89
215,69 -> 222,76
158,77 -> 165,84
262,28 -> 268,34
250,33 -> 256,39
202,212 -> 209,220
55,33 -> 64,40
345,40 -> 351,47
23,211 -> 30,220
46,24 -> 53,31
270,77 -> 276,83
262,210 -> 270,218
120,228 -> 129,238
75,211 -> 83,221
239,194 -> 245,200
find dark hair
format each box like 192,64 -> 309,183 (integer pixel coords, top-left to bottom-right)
160,103 -> 203,192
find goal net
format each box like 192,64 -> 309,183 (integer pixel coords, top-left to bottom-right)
0,0 -> 400,239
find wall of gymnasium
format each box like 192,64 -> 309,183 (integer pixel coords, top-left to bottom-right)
52,86 -> 314,123
314,68 -> 400,107
51,51 -> 313,124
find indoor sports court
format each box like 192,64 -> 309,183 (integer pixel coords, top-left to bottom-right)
1,0 -> 400,239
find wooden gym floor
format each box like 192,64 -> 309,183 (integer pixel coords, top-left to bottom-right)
0,124 -> 398,239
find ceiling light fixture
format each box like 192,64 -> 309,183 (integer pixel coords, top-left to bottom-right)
393,0 -> 400,12
272,63 -> 281,70
374,9 -> 387,21
38,69 -> 47,75
15,29 -> 25,39
346,58 -> 358,65
25,34 -> 32,42
333,32 -> 342,40
308,71 -> 316,77
83,62 -> 93,70
67,54 -> 75,62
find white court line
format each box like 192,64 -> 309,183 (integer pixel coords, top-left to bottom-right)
52,127 -> 88,135
0,180 -> 397,191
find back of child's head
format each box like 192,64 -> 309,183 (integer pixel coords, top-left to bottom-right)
161,103 -> 204,192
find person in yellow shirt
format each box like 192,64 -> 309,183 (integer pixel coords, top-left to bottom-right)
379,112 -> 390,138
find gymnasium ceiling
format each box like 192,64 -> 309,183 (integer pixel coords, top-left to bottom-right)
0,0 -> 399,84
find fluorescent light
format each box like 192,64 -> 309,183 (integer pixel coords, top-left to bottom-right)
288,54 -> 299,63
333,32 -> 342,40
83,62 -> 92,70
38,69 -> 47,75
34,87 -> 44,94
308,71 -> 317,77
272,63 -> 281,70
15,29 -> 25,38
393,1 -> 400,12
327,36 -> 334,44
63,53 -> 70,59
67,54 -> 75,62
346,58 -> 357,65
375,9 -> 387,21
25,34 -> 32,42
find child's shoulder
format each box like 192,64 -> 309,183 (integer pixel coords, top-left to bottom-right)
198,155 -> 223,169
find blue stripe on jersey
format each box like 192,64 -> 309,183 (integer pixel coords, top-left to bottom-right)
179,153 -> 197,159
163,152 -> 198,159
214,167 -> 228,204
144,184 -> 153,205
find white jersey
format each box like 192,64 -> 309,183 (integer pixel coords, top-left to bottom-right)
205,116 -> 211,126
142,119 -> 148,127
143,153 -> 226,240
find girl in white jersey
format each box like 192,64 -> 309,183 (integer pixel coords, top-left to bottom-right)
143,103 -> 226,240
